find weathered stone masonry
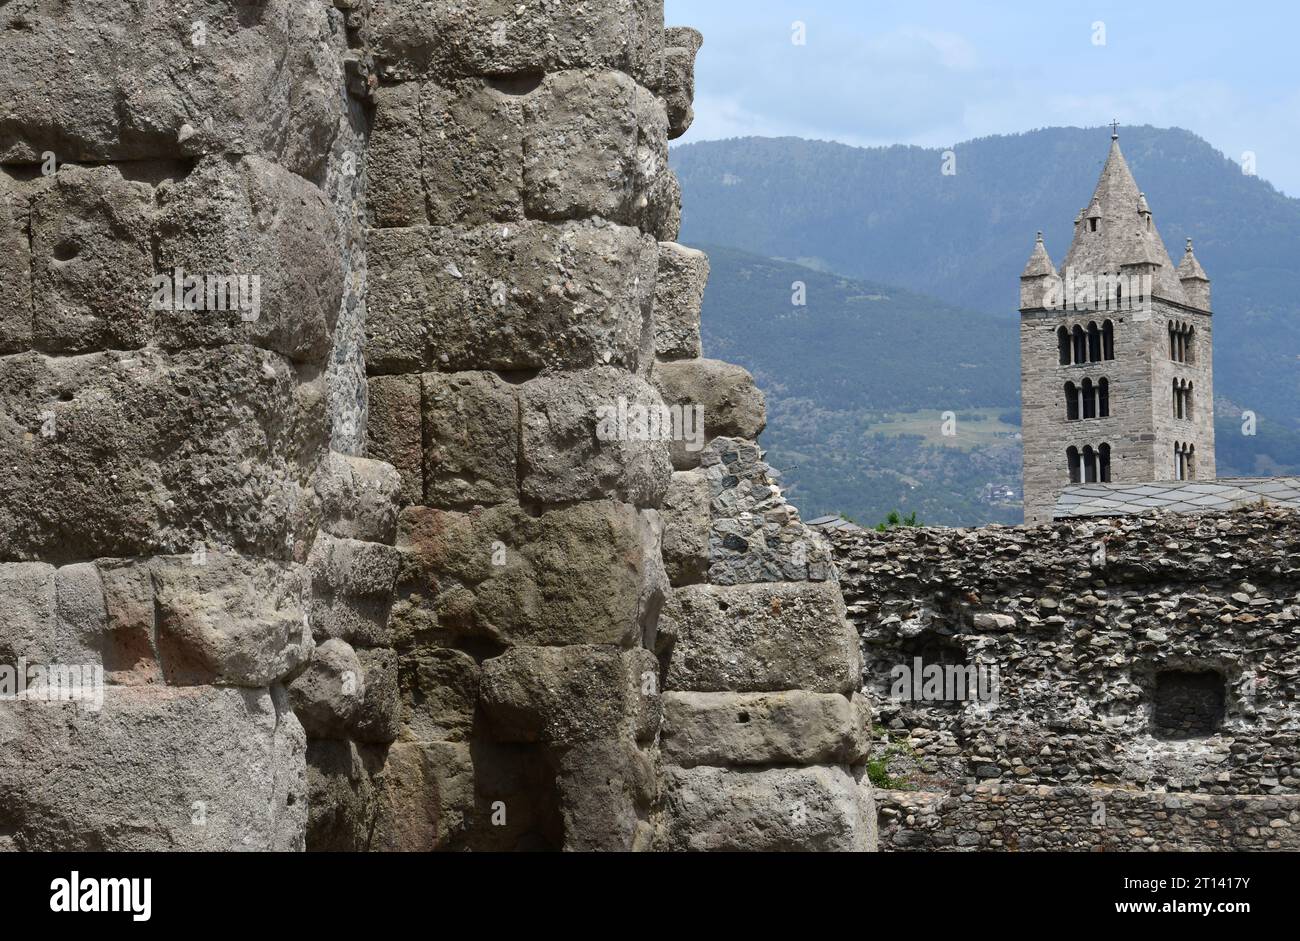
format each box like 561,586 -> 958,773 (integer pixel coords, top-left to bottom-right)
0,1 -> 874,852
828,509 -> 1300,850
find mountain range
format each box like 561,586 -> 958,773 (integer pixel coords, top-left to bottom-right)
672,128 -> 1300,525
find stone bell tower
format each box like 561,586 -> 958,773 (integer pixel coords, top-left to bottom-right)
1019,127 -> 1216,525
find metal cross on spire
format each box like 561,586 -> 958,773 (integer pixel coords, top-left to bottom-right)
1110,119 -> 1120,140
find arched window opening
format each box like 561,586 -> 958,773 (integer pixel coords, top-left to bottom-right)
1187,444 -> 1196,480
1175,442 -> 1185,481
1065,382 -> 1079,421
1185,382 -> 1194,420
1067,447 -> 1081,484
1185,327 -> 1195,365
1103,320 -> 1115,360
1090,218 -> 1098,232
1058,326 -> 1071,365
1098,378 -> 1110,418
1082,445 -> 1098,483
1082,378 -> 1096,419
1169,323 -> 1177,361
1073,325 -> 1087,364
1099,443 -> 1112,483
1087,322 -> 1102,362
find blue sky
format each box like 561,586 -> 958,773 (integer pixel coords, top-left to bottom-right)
665,0 -> 1300,196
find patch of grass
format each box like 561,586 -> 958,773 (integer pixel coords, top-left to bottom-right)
869,408 -> 1020,451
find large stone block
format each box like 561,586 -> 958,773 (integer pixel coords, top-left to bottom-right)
0,346 -> 326,563
0,562 -> 57,662
393,501 -> 656,648
399,646 -> 480,744
370,740 -> 476,852
0,560 -> 106,671
367,81 -> 426,228
664,581 -> 862,694
652,242 -> 708,360
151,553 -> 313,688
366,374 -> 424,507
0,685 -> 306,851
422,80 -> 527,225
96,559 -> 164,685
655,28 -> 703,140
0,0 -> 348,179
519,367 -> 671,507
656,764 -> 874,851
522,70 -> 668,228
316,452 -> 402,545
288,637 -> 365,739
653,358 -> 766,468
370,0 -> 665,85
366,221 -> 656,375
0,170 -> 35,353
424,371 -> 520,507
304,738 -> 382,851
660,691 -> 867,767
353,646 -> 402,744
153,154 -> 342,362
661,470 -> 710,586
555,739 -> 657,851
306,533 -> 398,649
53,562 -> 109,666
646,166 -> 682,243
30,164 -> 153,354
309,533 -> 401,600
479,645 -> 653,745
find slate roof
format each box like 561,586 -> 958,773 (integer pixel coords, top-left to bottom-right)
806,514 -> 865,533
1053,478 -> 1300,519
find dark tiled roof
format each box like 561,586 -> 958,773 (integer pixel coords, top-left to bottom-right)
1053,477 -> 1300,519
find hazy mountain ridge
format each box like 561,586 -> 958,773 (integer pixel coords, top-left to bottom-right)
691,242 -> 1300,526
673,127 -> 1300,435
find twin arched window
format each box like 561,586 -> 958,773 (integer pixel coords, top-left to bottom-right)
1169,322 -> 1195,363
1173,379 -> 1193,419
1064,378 -> 1110,420
1174,442 -> 1196,480
1058,320 -> 1115,366
1067,443 -> 1112,484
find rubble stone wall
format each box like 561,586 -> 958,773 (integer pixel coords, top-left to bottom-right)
878,784 -> 1300,851
827,508 -> 1300,850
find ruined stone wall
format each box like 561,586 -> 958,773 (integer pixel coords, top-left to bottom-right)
828,508 -> 1300,850
0,0 -> 375,849
0,1 -> 874,852
878,784 -> 1300,851
335,0 -> 873,852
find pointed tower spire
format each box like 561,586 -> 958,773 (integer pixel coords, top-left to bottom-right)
1060,131 -> 1189,304
1020,231 -> 1061,309
1177,237 -> 1211,310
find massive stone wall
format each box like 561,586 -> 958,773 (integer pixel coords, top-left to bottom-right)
0,0 -> 377,850
0,1 -> 874,852
878,784 -> 1300,851
827,507 -> 1300,850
